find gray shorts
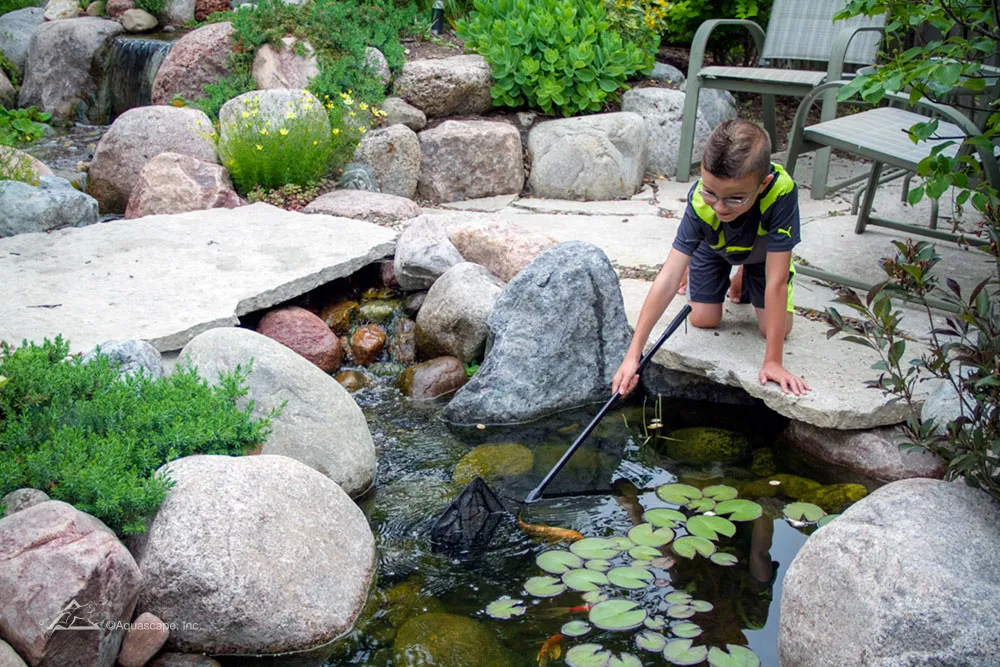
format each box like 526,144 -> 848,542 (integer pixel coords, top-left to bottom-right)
687,244 -> 794,312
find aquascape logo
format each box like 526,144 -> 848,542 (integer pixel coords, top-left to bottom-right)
45,599 -> 101,636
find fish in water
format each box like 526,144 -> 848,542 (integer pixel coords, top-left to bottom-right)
536,604 -> 592,619
537,633 -> 563,666
516,515 -> 584,543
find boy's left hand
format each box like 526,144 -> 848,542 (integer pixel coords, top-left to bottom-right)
759,360 -> 810,396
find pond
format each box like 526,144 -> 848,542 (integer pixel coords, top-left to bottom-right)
318,371 -> 853,667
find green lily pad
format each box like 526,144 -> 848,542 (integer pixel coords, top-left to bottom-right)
685,515 -> 736,541
611,536 -> 636,551
702,484 -> 739,501
628,523 -> 675,547
643,508 -> 687,528
537,550 -> 584,574
689,599 -> 714,613
607,566 -> 655,590
673,536 -> 717,559
666,604 -> 696,619
586,559 -> 612,572
485,597 -> 525,619
708,644 -> 761,667
784,502 -> 826,523
663,639 -> 708,666
566,643 -> 612,667
672,621 -> 702,638
817,513 -> 840,528
635,630 -> 667,652
644,615 -> 667,630
564,568 -> 610,592
562,620 -> 592,637
628,545 -> 662,561
524,575 -> 566,598
665,591 -> 692,605
571,537 -> 623,560
710,552 -> 738,566
687,498 -> 716,512
583,590 -> 609,604
609,653 -> 642,667
589,599 -> 648,631
714,499 -> 763,522
656,483 -> 702,505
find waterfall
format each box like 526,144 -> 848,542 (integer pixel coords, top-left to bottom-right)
96,36 -> 174,123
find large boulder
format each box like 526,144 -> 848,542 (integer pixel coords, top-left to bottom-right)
252,36 -> 319,90
0,640 -> 27,667
779,478 -> 1000,667
155,0 -> 193,26
621,87 -> 715,177
0,7 -> 45,75
179,327 -> 376,496
393,216 -> 464,291
81,338 -> 166,380
392,55 -> 492,118
303,189 -> 421,226
443,241 -> 631,424
86,106 -> 217,213
697,88 -> 738,131
125,152 -> 240,219
43,0 -> 80,21
446,217 -> 557,282
218,89 -> 329,141
0,146 -> 54,179
0,501 -> 141,667
527,112 -> 648,200
150,21 -> 234,106
0,176 -> 98,237
353,123 -> 421,199
364,46 -> 390,85
129,455 -> 376,656
18,17 -> 124,124
256,306 -> 344,372
417,120 -> 524,204
415,262 -> 504,364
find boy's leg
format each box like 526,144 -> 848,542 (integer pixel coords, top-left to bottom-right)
728,265 -> 745,303
743,262 -> 795,337
686,245 -> 730,329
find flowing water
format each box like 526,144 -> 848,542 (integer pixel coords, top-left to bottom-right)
95,34 -> 177,123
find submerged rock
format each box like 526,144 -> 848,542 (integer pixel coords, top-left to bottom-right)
351,323 -> 386,366
397,357 -> 467,400
801,483 -> 868,514
452,442 -> 534,486
393,613 -> 514,667
320,300 -> 359,335
663,427 -> 750,465
335,370 -> 367,392
359,299 -> 400,324
751,447 -> 778,477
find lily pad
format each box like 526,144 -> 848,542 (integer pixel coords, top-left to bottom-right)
485,597 -> 525,619
656,483 -> 702,505
783,502 -> 826,523
583,590 -> 609,604
672,621 -> 702,639
537,550 -> 583,574
685,515 -> 736,541
524,575 -> 566,598
586,559 -> 612,572
689,599 -> 714,613
628,545 -> 662,561
650,555 -> 677,570
564,569 -> 610,592
687,498 -> 716,512
644,615 -> 667,630
562,620 -> 592,637
665,591 -> 692,605
611,536 -> 636,551
589,599 -> 648,631
643,508 -> 687,528
663,639 -> 709,666
673,536 -> 716,559
609,653 -> 643,667
708,644 -> 761,667
571,537 -> 623,560
628,523 -> 675,547
817,513 -> 840,528
714,499 -> 763,522
635,630 -> 667,652
702,484 -> 739,501
666,604 -> 696,619
710,552 -> 738,566
607,566 -> 655,590
566,643 -> 612,667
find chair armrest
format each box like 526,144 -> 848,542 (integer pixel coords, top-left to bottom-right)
686,19 -> 766,83
826,25 -> 886,84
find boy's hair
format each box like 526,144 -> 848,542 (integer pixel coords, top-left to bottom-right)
702,120 -> 772,183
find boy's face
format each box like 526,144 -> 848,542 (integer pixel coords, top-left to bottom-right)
699,167 -> 774,223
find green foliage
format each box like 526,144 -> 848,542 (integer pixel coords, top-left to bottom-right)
456,0 -> 652,116
245,177 -> 337,211
656,0 -> 772,62
0,50 -> 19,89
133,0 -> 163,13
190,71 -> 256,123
0,105 -> 50,146
0,337 -> 275,535
601,0 -> 667,56
0,0 -> 40,16
463,360 -> 479,377
0,146 -> 39,184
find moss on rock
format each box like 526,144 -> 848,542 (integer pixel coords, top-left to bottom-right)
802,483 -> 868,513
394,613 -> 515,667
452,443 -> 534,486
751,448 -> 778,477
663,427 -> 750,465
359,299 -> 401,324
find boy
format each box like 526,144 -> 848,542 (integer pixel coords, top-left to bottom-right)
612,120 -> 810,397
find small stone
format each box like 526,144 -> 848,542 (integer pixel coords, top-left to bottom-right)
397,356 -> 467,400
338,162 -> 379,192
358,299 -> 399,324
751,448 -> 778,477
380,96 -> 426,132
120,8 -> 157,32
389,317 -> 416,365
335,370 -> 367,392
1,488 -> 50,517
350,324 -> 386,366
319,300 -> 359,336
117,612 -> 169,667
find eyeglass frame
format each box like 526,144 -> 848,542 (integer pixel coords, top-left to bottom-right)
698,185 -> 757,209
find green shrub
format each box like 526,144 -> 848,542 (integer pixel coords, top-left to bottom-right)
0,146 -> 39,184
134,0 -> 164,15
657,0 -> 773,64
0,105 -> 50,146
457,0 -> 652,116
0,337 -> 275,535
602,0 -> 667,56
0,0 -> 39,17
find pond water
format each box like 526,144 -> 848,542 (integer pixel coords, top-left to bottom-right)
319,372 -> 838,667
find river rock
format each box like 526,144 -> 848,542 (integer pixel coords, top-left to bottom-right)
125,152 -> 240,219
389,317 -> 416,364
44,0 -> 80,21
335,370 -> 367,392
304,189 -> 420,226
452,442 -> 533,486
85,1 -> 105,16
120,8 -> 156,31
81,338 -> 165,379
320,300 -> 358,335
0,7 -> 44,74
117,612 -> 169,667
779,478 -> 1000,667
364,46 -> 390,85
527,112 -> 648,200
156,0 -> 193,26
129,454 -> 376,655
354,123 -> 420,199
252,35 -> 318,90
621,87 -> 714,177
179,327 -> 376,495
256,305 -> 343,372
87,106 -> 217,213
1,488 -> 49,517
0,501 -> 141,667
105,0 -> 133,18
779,421 -> 945,484
415,262 -> 503,364
443,241 -> 631,424
392,55 -> 492,118
0,176 -> 99,238
0,640 -> 26,667
397,356 -> 466,400
393,216 -> 464,291
194,0 -> 227,20
380,96 -> 426,131
148,655 -> 221,667
446,217 -> 557,282
18,17 -> 124,124
394,613 -> 514,667
150,21 -> 234,105
350,323 -> 386,366
417,120 -> 524,204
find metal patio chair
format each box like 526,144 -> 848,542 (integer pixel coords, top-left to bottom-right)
675,0 -> 885,200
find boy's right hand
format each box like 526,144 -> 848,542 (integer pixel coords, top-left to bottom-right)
612,355 -> 642,397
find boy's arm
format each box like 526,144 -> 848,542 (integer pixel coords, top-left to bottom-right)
759,249 -> 809,396
612,248 -> 691,396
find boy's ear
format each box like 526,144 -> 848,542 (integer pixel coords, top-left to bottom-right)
760,173 -> 775,190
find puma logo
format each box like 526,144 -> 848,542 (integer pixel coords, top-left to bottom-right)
777,226 -> 792,238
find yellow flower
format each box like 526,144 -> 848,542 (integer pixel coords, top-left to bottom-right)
359,127 -> 366,133
287,111 -> 297,119
256,144 -> 263,150
325,102 -> 334,110
332,128 -> 341,135
279,128 -> 289,136
260,128 -> 268,135
359,102 -> 369,110
348,111 -> 356,117
242,111 -> 250,118
227,159 -> 236,166
313,140 -> 318,145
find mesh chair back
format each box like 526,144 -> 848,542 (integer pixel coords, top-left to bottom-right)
761,0 -> 885,65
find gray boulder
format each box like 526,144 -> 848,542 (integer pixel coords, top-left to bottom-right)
179,327 -> 376,496
303,190 -> 421,226
392,55 -> 492,118
129,455 -> 375,656
392,216 -> 464,291
621,87 -> 714,177
415,262 -> 504,364
0,640 -> 27,667
0,501 -> 141,667
648,61 -> 685,85
125,151 -> 240,219
364,46 -> 390,85
252,36 -> 318,90
1,488 -> 50,517
418,120 -> 524,204
81,338 -> 165,380
0,7 -> 45,74
697,88 -> 738,131
381,96 -> 426,132
527,112 -> 648,200
18,17 -> 124,124
443,241 -> 632,424
156,0 -> 193,25
354,123 -> 420,199
780,478 -> 1000,667
0,70 -> 14,108
219,89 -> 329,142
0,176 -> 99,238
921,376 -> 968,435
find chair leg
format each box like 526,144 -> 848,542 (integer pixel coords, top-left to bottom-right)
675,80 -> 703,183
852,182 -> 866,215
855,161 -> 883,235
930,197 -> 939,230
901,173 -> 913,202
762,94 -> 777,149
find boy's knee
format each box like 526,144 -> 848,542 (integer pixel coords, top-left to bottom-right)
690,307 -> 722,329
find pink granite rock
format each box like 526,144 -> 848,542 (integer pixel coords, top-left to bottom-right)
150,22 -> 234,106
125,152 -> 240,219
256,306 -> 343,373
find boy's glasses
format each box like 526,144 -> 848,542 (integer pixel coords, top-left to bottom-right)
700,188 -> 754,209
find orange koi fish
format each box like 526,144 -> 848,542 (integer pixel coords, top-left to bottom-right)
538,633 -> 563,666
516,515 -> 584,543
535,604 -> 592,619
